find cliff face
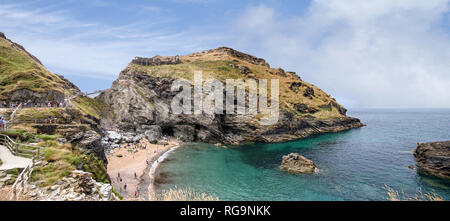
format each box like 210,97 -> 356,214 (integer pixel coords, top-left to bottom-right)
98,47 -> 363,144
0,32 -> 80,103
414,141 -> 450,179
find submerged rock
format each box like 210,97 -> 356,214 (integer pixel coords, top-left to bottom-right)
414,141 -> 450,179
281,153 -> 317,174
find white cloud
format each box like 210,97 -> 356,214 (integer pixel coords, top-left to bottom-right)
0,3 -> 224,81
1,1 -> 449,107
230,1 -> 450,108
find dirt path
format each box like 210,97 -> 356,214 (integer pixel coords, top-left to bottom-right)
0,145 -> 32,170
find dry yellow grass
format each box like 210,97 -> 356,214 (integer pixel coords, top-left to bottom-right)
128,48 -> 346,119
384,185 -> 444,201
157,186 -> 219,201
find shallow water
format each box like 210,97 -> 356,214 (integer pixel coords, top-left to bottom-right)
156,109 -> 450,200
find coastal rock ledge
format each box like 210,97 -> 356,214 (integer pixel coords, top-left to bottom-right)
414,141 -> 450,179
281,153 -> 317,174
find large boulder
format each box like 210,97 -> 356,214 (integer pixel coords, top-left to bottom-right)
281,153 -> 317,174
144,125 -> 162,143
414,141 -> 450,179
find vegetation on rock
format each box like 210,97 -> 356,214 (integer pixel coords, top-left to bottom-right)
0,36 -> 79,101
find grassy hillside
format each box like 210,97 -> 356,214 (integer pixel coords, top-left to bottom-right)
0,35 -> 78,100
127,47 -> 347,119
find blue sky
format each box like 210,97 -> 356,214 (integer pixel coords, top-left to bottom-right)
1,0 -> 449,108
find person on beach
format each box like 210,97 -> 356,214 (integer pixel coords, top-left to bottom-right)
134,172 -> 137,179
124,184 -> 127,190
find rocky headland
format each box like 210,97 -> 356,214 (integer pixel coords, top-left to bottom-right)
0,32 -> 363,201
414,141 -> 450,179
98,47 -> 363,145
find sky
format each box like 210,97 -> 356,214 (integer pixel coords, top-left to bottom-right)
0,0 -> 449,108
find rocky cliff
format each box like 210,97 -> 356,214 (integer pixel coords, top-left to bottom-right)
98,47 -> 363,144
414,141 -> 450,179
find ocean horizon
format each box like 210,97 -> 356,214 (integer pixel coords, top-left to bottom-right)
155,108 -> 450,201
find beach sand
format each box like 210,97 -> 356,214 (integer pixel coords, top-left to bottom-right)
106,138 -> 179,201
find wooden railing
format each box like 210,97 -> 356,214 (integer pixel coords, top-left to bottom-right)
8,153 -> 40,200
0,134 -> 42,159
0,134 -> 43,200
9,103 -> 22,122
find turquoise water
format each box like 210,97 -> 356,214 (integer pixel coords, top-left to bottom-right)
156,109 -> 450,200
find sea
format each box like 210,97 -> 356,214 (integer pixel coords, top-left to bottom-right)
155,109 -> 450,201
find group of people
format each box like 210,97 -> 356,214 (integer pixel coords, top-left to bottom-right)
1,99 -> 70,109
45,116 -> 58,124
0,116 -> 8,131
116,172 -> 139,198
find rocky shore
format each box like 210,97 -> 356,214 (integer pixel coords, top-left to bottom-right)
414,141 -> 450,179
22,170 -> 113,201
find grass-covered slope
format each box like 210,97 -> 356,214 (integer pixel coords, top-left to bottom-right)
0,33 -> 79,101
127,47 -> 348,120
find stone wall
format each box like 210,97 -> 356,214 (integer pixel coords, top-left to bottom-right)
131,55 -> 181,66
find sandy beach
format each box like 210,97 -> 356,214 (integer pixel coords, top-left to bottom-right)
106,138 -> 179,201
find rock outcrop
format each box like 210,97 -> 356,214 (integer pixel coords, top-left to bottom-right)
281,153 -> 317,174
414,141 -> 450,179
25,170 -> 113,201
191,47 -> 270,67
98,47 -> 363,145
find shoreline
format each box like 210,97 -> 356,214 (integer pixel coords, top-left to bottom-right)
146,144 -> 180,200
106,138 -> 179,201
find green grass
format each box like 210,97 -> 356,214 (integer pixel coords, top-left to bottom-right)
35,134 -> 60,141
0,38 -> 76,100
4,168 -> 21,185
15,108 -> 65,122
31,140 -> 110,187
0,159 -> 2,166
1,129 -> 33,142
129,60 -> 246,82
71,96 -> 110,119
79,152 -> 110,184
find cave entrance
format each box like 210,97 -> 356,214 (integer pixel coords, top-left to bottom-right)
162,126 -> 174,137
